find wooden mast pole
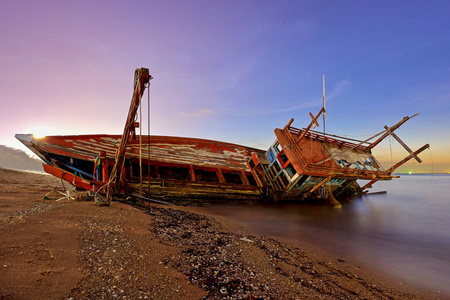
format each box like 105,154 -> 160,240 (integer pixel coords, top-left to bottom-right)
106,68 -> 152,204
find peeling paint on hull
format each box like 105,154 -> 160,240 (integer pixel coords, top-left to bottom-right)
16,134 -> 265,201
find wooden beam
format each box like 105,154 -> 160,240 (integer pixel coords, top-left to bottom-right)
384,125 -> 422,163
285,118 -> 294,128
367,113 -> 419,150
361,179 -> 377,190
309,176 -> 331,194
386,144 -> 430,173
217,168 -> 226,184
297,107 -> 325,143
240,171 -> 250,185
309,112 -> 319,128
189,165 -> 196,181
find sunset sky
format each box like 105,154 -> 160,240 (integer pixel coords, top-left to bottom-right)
1,0 -> 449,173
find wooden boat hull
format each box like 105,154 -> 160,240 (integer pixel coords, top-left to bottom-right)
15,68 -> 429,205
16,134 -> 265,201
15,113 -> 429,205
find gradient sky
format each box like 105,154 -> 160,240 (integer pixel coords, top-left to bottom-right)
1,0 -> 449,173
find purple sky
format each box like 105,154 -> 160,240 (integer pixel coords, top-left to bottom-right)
1,0 -> 449,172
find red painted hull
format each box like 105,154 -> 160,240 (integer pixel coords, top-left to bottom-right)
16,134 -> 265,201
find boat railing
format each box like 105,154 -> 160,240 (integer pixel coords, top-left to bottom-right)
303,162 -> 394,181
287,126 -> 368,151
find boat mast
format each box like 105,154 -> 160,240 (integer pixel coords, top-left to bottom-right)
106,68 -> 152,204
322,75 -> 326,138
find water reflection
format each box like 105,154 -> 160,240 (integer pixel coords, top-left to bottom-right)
201,175 -> 450,294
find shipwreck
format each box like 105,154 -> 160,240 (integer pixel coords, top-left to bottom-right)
16,68 -> 430,205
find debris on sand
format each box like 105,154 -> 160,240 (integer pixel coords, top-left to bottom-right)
148,206 -> 404,299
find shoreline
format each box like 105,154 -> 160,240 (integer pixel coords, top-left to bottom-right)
0,168 -> 444,299
167,204 -> 445,298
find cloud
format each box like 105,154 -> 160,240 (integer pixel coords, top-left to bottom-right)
231,79 -> 352,116
276,79 -> 352,113
180,109 -> 215,118
326,79 -> 351,101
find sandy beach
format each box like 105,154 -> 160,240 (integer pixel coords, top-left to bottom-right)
0,168 -> 441,299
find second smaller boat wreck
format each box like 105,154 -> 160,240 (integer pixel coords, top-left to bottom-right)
16,68 -> 430,205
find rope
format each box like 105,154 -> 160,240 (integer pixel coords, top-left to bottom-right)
388,131 -> 394,169
333,132 -> 387,138
310,129 -> 313,163
139,92 -> 143,195
426,147 -> 435,204
147,81 -> 151,204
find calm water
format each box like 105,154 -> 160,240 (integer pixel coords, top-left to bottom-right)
201,175 -> 450,295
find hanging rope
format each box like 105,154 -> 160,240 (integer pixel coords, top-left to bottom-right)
147,81 -> 151,202
426,147 -> 435,203
388,130 -> 394,169
139,94 -> 143,195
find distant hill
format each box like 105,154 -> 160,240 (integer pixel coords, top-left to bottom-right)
0,145 -> 44,172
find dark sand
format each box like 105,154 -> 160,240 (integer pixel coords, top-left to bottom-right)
0,168 -> 443,299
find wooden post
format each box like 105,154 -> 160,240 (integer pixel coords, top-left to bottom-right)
189,165 -> 196,181
297,107 -> 325,143
217,168 -> 226,184
285,118 -> 294,128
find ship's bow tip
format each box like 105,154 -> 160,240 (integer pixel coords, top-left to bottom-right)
15,134 -> 34,144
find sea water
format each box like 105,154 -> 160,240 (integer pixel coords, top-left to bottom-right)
201,174 -> 450,294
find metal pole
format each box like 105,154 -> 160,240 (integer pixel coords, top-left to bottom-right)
322,75 -> 326,139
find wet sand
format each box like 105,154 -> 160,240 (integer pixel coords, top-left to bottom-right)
0,168 -> 441,299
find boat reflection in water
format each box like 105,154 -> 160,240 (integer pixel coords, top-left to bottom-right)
200,174 -> 450,295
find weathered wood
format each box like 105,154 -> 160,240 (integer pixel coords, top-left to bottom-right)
297,107 -> 325,143
314,129 -> 386,165
109,68 -> 152,200
386,144 -> 430,173
367,113 -> 419,150
309,176 -> 332,194
361,179 -> 377,190
385,125 -> 422,163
